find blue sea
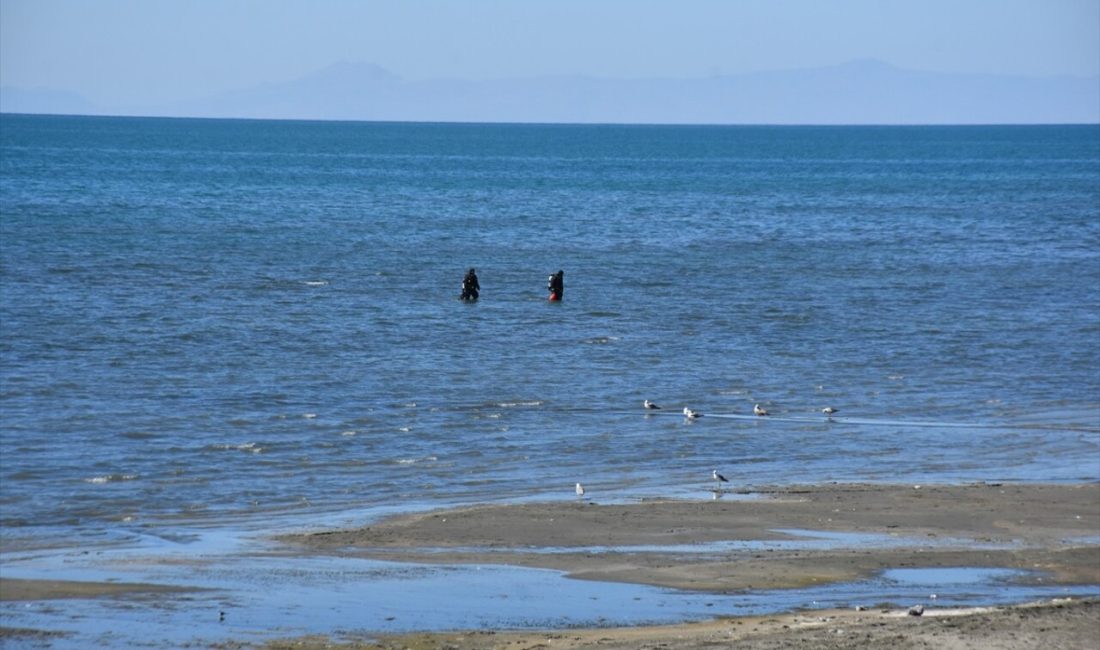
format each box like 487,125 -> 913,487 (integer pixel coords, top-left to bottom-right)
2,115 -> 1099,547
1,116 -> 1099,641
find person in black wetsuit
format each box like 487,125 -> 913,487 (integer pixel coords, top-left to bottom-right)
460,267 -> 480,300
547,269 -> 564,301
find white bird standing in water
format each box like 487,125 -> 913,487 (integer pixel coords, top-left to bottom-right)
753,404 -> 769,416
683,407 -> 702,420
644,400 -> 661,410
822,406 -> 838,417
575,482 -> 585,497
712,469 -> 729,489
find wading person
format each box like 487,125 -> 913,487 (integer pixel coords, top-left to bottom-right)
547,269 -> 564,301
460,267 -> 480,301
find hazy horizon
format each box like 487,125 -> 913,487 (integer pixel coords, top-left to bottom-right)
2,0 -> 1098,124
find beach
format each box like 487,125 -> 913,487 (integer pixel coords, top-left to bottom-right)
9,482 -> 1095,647
281,483 -> 1100,592
272,482 -> 1099,647
299,599 -> 1100,650
4,482 -> 1096,647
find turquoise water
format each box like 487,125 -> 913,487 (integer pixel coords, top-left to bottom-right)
1,115 -> 1099,553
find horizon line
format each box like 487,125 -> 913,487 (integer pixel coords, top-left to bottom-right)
4,111 -> 1099,129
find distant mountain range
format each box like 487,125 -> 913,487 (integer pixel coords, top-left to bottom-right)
3,59 -> 1098,124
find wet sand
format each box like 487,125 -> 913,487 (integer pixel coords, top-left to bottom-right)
254,483 -> 1100,648
0,577 -> 199,601
253,598 -> 1100,649
3,483 -> 1098,647
281,483 -> 1100,592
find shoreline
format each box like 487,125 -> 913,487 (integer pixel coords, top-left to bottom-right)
2,482 -> 1097,648
319,598 -> 1100,650
278,482 -> 1100,593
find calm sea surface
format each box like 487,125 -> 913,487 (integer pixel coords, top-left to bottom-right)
2,115 -> 1099,552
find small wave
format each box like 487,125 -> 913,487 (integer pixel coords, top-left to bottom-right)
303,413 -> 318,419
210,442 -> 264,454
339,430 -> 357,437
84,474 -> 139,484
495,400 -> 544,408
582,336 -> 619,344
394,456 -> 438,465
303,280 -> 329,286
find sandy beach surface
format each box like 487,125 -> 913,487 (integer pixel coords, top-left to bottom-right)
264,482 -> 1100,648
249,598 -> 1099,649
281,483 -> 1100,593
3,483 -> 1097,648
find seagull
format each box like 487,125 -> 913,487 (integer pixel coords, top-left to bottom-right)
822,406 -> 838,417
753,404 -> 769,416
644,400 -> 661,410
575,482 -> 585,497
712,469 -> 729,489
683,407 -> 702,419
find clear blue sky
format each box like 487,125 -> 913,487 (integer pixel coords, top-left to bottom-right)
2,0 -> 1098,107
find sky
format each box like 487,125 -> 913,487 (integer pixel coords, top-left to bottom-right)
2,0 -> 1098,108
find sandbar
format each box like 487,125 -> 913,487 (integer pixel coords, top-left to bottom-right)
261,482 -> 1100,647
263,598 -> 1100,649
4,483 -> 1097,648
0,577 -> 199,601
280,482 -> 1100,592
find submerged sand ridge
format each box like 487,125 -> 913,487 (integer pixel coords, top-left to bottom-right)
282,483 -> 1100,592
